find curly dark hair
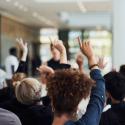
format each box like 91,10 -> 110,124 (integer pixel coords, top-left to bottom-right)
47,69 -> 95,116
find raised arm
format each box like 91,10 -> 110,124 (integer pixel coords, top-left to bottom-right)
15,38 -> 28,73
52,39 -> 67,64
76,38 -> 105,125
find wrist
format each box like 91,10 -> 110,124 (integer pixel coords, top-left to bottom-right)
88,56 -> 97,67
23,50 -> 28,55
60,48 -> 66,54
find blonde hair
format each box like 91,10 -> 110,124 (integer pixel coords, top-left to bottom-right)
15,78 -> 42,105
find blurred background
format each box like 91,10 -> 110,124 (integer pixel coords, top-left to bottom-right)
0,0 -> 124,74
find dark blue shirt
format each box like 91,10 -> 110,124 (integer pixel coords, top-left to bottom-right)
65,69 -> 105,125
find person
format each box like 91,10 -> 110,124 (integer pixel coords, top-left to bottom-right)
100,71 -> 125,125
46,40 -> 70,70
46,38 -> 105,125
36,40 -> 71,110
5,47 -> 19,81
0,108 -> 21,125
0,77 -> 53,125
0,39 -> 28,103
0,68 -> 7,89
76,52 -> 84,73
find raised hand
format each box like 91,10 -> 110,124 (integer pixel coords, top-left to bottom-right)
98,57 -> 107,70
16,38 -> 28,61
16,38 -> 28,54
37,65 -> 54,75
50,39 -> 67,64
77,37 -> 98,69
76,53 -> 84,73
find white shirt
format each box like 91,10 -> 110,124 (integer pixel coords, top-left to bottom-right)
0,69 -> 7,89
5,55 -> 19,79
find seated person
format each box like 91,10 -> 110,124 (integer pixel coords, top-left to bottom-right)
45,39 -> 70,70
100,71 -> 125,125
46,39 -> 105,125
0,39 -> 27,103
0,78 -> 53,125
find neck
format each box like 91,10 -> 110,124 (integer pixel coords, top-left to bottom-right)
52,115 -> 69,125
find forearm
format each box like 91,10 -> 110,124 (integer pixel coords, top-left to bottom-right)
78,65 -> 84,73
77,69 -> 105,125
60,50 -> 67,64
21,51 -> 27,62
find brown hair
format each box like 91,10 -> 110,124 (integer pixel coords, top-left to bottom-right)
12,73 -> 27,86
47,69 -> 95,116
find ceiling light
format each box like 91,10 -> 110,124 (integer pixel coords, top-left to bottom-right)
6,0 -> 11,2
19,5 -> 23,10
14,1 -> 19,7
23,7 -> 28,12
33,12 -> 38,17
77,1 -> 86,13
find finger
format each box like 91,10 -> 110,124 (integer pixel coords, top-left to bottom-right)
25,42 -> 28,47
49,37 -> 54,45
77,37 -> 82,48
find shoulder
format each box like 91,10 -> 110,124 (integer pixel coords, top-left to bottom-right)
0,108 -> 21,125
100,108 -> 118,125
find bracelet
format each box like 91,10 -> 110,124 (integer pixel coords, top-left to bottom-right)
89,64 -> 98,70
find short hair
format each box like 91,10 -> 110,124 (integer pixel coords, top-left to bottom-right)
9,47 -> 17,56
15,78 -> 42,105
120,65 -> 125,77
47,69 -> 95,116
104,71 -> 125,101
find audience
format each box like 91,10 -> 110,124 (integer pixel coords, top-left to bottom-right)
1,36 -> 125,125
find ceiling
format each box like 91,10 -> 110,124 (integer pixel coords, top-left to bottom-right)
0,0 -> 112,29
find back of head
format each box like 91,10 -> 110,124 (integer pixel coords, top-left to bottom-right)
47,69 -> 95,117
120,65 -> 125,77
15,78 -> 42,105
9,47 -> 17,56
104,71 -> 125,101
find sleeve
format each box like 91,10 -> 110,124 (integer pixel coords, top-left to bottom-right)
57,64 -> 71,70
15,61 -> 27,73
76,69 -> 105,125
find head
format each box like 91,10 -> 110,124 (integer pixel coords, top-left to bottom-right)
9,47 -> 17,57
104,71 -> 125,103
12,73 -> 27,86
50,43 -> 60,61
47,69 -> 95,119
120,65 -> 125,77
15,78 -> 42,105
